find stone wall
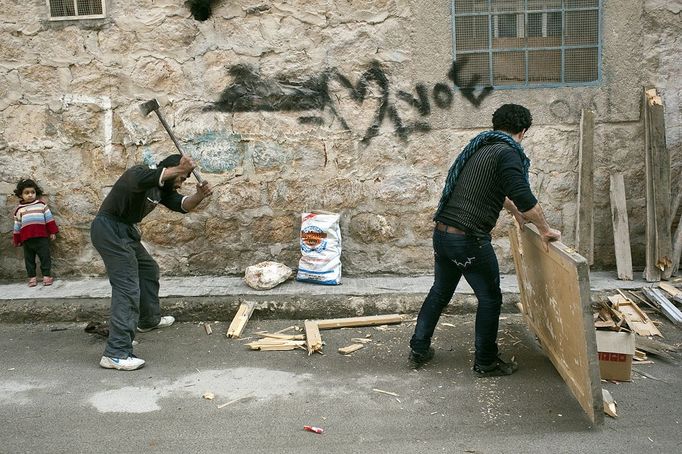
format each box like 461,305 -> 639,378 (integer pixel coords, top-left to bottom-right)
0,0 -> 680,279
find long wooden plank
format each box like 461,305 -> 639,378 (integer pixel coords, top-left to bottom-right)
510,223 -> 603,425
609,174 -> 633,280
316,314 -> 403,330
576,109 -> 595,265
643,87 -> 672,281
226,301 -> 256,338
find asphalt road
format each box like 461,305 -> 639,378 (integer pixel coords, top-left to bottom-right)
1,314 -> 680,454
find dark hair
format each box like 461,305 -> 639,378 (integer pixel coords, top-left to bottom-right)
14,178 -> 43,199
158,154 -> 183,169
492,104 -> 532,134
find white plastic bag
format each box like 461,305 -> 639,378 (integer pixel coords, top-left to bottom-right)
296,211 -> 342,285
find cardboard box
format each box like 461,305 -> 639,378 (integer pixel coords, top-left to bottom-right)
595,330 -> 635,381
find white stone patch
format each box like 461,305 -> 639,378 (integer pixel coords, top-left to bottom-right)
89,386 -> 167,413
89,368 -> 313,414
0,380 -> 49,405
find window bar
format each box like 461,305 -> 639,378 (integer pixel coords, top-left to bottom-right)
524,0 -> 529,85
487,0 -> 494,87
560,2 -> 565,84
450,0 -> 456,67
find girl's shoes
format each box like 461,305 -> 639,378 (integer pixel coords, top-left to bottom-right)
43,276 -> 54,286
28,277 -> 37,287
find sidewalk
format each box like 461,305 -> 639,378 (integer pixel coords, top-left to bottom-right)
0,271 -> 647,323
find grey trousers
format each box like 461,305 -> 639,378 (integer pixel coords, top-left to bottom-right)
91,214 -> 161,359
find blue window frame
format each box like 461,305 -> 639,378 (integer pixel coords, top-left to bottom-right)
451,0 -> 602,88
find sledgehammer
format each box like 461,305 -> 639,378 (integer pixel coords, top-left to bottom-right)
139,98 -> 205,184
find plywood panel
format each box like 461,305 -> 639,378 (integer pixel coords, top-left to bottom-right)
510,223 -> 603,425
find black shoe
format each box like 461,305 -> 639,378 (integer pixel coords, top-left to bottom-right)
409,347 -> 435,369
473,355 -> 518,377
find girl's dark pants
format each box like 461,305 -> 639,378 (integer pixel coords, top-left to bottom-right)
23,237 -> 52,278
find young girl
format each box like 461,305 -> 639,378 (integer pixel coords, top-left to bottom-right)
13,179 -> 59,286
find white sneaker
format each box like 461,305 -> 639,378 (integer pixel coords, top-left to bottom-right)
99,355 -> 145,371
137,315 -> 175,333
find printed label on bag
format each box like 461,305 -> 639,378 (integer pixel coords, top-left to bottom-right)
301,226 -> 327,253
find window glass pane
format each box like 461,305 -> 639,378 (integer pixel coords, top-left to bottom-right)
565,10 -> 597,45
456,53 -> 491,86
493,14 -> 525,48
528,50 -> 561,83
498,14 -> 517,38
491,0 -> 524,13
50,0 -> 75,16
492,51 -> 525,85
528,0 -> 562,10
527,13 -> 542,37
456,15 -> 489,51
565,48 -> 598,82
565,0 -> 599,9
547,12 -> 562,37
77,0 -> 103,15
454,0 -> 489,14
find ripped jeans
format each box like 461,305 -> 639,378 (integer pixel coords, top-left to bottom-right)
410,228 -> 502,366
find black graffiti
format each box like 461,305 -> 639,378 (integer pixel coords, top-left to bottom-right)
188,0 -> 219,21
448,55 -> 494,108
208,59 -> 493,143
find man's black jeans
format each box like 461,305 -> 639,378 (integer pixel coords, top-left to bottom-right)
410,228 -> 503,366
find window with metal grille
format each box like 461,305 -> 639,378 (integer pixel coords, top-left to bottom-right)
451,0 -> 602,88
47,0 -> 106,21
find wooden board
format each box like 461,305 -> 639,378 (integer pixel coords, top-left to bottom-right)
510,223 -> 603,425
316,314 -> 403,330
643,87 -> 672,281
226,301 -> 256,338
576,109 -> 595,265
609,173 -> 633,280
304,320 -> 323,355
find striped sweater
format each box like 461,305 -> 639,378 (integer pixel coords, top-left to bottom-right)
13,200 -> 59,246
436,142 -> 537,238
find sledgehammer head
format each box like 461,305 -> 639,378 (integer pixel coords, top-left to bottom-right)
139,99 -> 160,117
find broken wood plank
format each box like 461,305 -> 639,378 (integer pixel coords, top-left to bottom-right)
609,174 -> 633,280
226,301 -> 256,338
510,223 -> 603,425
338,344 -> 365,355
658,282 -> 682,304
641,287 -> 682,326
643,87 -> 673,281
316,314 -> 403,330
304,320 -> 323,355
373,388 -> 399,397
246,339 -> 306,351
255,332 -> 305,340
607,295 -> 662,337
350,337 -> 373,344
576,109 -> 595,265
602,389 -> 617,418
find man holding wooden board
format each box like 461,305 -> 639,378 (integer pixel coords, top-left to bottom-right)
409,104 -> 561,376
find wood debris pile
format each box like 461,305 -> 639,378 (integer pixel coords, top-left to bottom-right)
595,284 -> 682,365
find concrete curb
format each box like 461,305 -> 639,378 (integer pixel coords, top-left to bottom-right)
0,272 -> 646,323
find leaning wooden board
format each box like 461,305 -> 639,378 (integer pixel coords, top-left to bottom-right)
510,223 -> 603,425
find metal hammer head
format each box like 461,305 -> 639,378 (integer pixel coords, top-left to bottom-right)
139,99 -> 160,117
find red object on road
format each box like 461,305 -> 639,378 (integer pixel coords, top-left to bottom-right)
303,425 -> 324,434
